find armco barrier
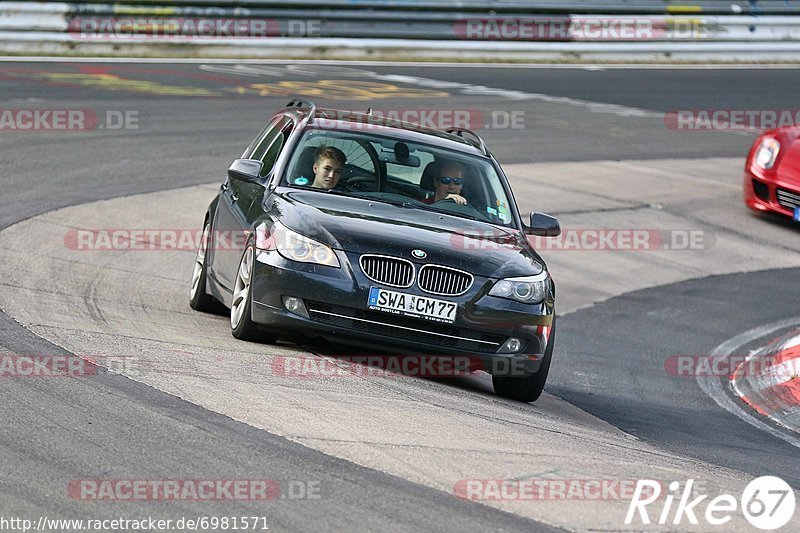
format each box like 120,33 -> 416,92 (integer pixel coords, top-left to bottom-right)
4,1 -> 800,60
15,1 -> 800,15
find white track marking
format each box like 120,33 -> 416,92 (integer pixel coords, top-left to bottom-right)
697,317 -> 800,449
371,72 -> 662,118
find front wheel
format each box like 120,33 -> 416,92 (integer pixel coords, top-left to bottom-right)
492,317 -> 556,403
230,241 -> 277,344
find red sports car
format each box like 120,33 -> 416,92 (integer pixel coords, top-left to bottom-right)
744,127 -> 800,221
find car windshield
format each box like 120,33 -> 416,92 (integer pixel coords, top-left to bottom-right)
281,128 -> 516,227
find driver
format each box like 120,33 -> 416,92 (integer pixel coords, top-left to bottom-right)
424,161 -> 467,205
310,146 -> 346,190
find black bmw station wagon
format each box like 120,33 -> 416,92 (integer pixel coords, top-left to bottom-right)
190,99 -> 561,402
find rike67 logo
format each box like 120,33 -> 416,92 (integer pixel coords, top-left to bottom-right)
626,477 -> 796,530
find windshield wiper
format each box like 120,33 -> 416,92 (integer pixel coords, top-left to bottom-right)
350,193 -> 424,210
412,203 -> 480,220
372,198 -> 476,219
360,195 -> 482,220
288,187 -> 359,200
306,189 -> 482,221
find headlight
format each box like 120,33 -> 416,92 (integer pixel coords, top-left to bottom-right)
489,272 -> 549,304
754,137 -> 780,170
256,222 -> 340,267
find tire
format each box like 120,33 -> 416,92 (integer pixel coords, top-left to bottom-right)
189,221 -> 219,312
230,240 -> 278,344
492,316 -> 556,403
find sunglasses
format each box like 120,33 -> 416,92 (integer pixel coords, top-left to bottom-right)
438,176 -> 464,185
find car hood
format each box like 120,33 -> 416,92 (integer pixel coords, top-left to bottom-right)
265,190 -> 544,279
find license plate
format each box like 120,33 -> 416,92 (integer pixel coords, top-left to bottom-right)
795,207 -> 800,222
368,287 -> 457,324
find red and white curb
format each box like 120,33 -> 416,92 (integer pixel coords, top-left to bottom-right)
731,334 -> 800,433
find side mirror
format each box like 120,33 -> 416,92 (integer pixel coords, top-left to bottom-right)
228,159 -> 263,183
524,211 -> 561,237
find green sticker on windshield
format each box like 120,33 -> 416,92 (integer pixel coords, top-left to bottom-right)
294,177 -> 309,186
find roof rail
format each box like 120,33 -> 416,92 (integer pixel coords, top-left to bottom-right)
446,128 -> 490,157
285,98 -> 316,125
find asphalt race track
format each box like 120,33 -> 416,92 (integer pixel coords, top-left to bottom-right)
1,60 -> 799,532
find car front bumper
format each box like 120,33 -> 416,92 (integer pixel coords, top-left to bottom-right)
744,170 -> 800,220
250,249 -> 555,376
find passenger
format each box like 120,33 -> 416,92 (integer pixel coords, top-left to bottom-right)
310,146 -> 346,190
425,161 -> 467,205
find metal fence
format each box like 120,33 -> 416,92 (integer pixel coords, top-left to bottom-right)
3,1 -> 800,59
12,1 -> 800,15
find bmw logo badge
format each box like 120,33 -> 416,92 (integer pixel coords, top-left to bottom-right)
412,249 -> 427,259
